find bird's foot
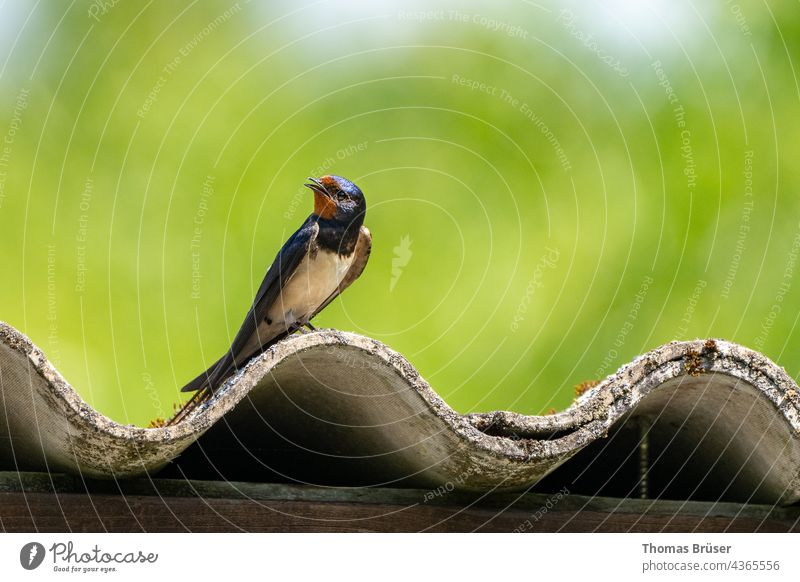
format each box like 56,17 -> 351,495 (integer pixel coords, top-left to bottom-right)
289,321 -> 317,335
290,322 -> 309,335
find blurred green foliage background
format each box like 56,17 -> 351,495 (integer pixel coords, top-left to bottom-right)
1,0 -> 799,426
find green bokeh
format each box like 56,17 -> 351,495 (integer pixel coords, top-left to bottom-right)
1,0 -> 799,426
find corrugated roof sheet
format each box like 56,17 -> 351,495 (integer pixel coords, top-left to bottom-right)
1,321 -> 798,505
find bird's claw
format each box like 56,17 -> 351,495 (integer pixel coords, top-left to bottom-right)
290,321 -> 315,335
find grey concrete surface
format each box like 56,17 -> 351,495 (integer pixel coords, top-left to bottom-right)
1,322 -> 798,504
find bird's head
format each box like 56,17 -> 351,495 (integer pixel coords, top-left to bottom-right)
304,175 -> 366,223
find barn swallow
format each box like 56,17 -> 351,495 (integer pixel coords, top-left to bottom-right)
173,175 -> 371,416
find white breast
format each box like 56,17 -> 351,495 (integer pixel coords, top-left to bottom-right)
267,249 -> 353,327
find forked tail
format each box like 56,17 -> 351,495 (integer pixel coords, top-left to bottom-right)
166,353 -> 230,425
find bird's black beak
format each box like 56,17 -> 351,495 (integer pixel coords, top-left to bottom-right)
304,177 -> 332,198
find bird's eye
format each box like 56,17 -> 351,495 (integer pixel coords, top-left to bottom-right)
336,191 -> 346,201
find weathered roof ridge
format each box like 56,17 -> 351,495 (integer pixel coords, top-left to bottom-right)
1,322 -> 798,504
